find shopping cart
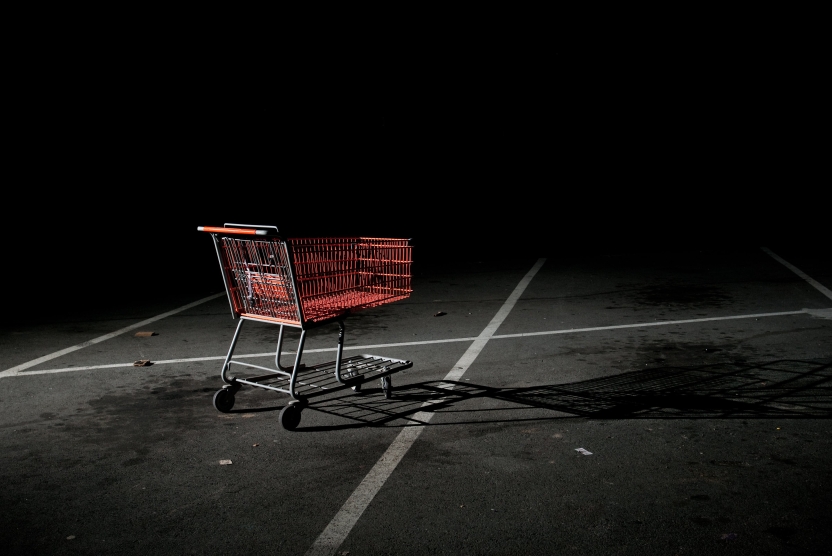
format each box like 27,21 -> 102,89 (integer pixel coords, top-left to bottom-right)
198,223 -> 413,430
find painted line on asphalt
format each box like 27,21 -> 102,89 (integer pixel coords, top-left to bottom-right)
8,338 -> 481,377
762,247 -> 832,301
305,258 -> 544,556
6,308 -> 820,378
493,309 -> 810,339
0,293 -> 225,378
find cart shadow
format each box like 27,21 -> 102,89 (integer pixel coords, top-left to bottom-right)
224,405 -> 285,415
222,387 -> 397,416
296,358 -> 832,431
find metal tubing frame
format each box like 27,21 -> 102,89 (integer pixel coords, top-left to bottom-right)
232,379 -> 292,394
282,239 -> 305,324
222,318 -> 359,400
212,233 -> 237,319
275,325 -> 294,372
228,360 -> 289,376
334,321 -> 348,384
221,322 -> 306,400
208,225 -> 412,404
221,319 -> 245,384
287,329 -> 308,399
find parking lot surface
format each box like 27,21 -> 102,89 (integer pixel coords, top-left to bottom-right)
1,246 -> 830,555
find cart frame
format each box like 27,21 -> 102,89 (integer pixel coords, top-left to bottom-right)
198,223 -> 413,430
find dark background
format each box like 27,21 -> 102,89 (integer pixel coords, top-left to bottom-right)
7,35 -> 823,321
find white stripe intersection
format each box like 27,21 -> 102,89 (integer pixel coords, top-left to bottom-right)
303,258 -> 547,556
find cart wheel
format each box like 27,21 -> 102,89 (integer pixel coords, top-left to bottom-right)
279,403 -> 302,431
381,376 -> 393,399
213,389 -> 235,413
352,382 -> 362,393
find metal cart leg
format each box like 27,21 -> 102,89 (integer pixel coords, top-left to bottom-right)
330,321 -> 362,392
214,319 -> 245,413
288,329 -> 308,401
334,321 -> 347,384
275,325 -> 293,373
221,319 -> 245,384
281,329 -> 309,429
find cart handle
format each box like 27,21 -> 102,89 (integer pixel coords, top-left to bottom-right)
224,223 -> 280,234
198,226 -> 272,236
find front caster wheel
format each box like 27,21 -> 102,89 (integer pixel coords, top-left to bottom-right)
213,389 -> 235,413
381,375 -> 392,399
279,403 -> 302,431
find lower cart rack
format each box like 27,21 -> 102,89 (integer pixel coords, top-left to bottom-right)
214,354 -> 412,430
231,354 -> 412,397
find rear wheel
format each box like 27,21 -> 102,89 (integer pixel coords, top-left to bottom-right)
279,403 -> 302,431
213,389 -> 235,413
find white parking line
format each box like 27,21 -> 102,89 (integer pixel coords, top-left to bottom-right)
0,293 -> 225,378
762,247 -> 832,301
5,308 -> 819,378
304,257 -> 547,556
494,309 -> 810,338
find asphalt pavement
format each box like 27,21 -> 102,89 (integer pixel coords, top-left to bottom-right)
1,246 -> 830,555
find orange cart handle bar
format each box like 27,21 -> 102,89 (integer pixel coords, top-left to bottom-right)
197,223 -> 280,236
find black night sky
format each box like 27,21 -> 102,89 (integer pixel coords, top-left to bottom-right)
7,41 -> 823,319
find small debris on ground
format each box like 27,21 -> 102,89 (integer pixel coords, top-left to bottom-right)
434,311 -> 447,317
133,360 -> 152,367
720,533 -> 738,541
575,448 -> 593,455
135,331 -> 158,337
219,460 -> 232,465
252,444 -> 259,447
66,535 -> 76,540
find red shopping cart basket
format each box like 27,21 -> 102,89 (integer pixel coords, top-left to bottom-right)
199,223 -> 413,430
